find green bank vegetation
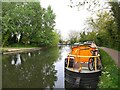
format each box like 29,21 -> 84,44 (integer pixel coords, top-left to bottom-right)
68,1 -> 120,51
2,2 -> 59,47
98,49 -> 120,88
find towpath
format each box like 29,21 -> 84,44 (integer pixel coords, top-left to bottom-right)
100,47 -> 120,68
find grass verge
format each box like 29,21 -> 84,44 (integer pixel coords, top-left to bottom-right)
98,49 -> 120,89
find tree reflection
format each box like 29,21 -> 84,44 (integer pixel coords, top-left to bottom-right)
2,47 -> 59,88
42,64 -> 57,88
10,54 -> 22,66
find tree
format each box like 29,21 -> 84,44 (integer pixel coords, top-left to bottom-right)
87,11 -> 118,48
68,30 -> 80,44
109,1 -> 120,50
69,0 -> 120,50
2,2 -> 58,47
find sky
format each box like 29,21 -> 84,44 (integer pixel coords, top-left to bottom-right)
40,0 -> 109,40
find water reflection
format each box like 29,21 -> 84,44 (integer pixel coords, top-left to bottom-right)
11,57 -> 15,65
65,73 -> 100,89
28,52 -> 31,57
54,45 -> 71,88
2,46 -> 62,88
11,54 -> 22,66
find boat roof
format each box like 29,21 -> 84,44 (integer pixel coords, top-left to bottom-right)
73,41 -> 95,46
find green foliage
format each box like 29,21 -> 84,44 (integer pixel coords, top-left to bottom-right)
77,1 -> 120,51
79,31 -> 96,42
80,9 -> 119,50
50,31 -> 59,46
98,49 -> 119,88
68,31 -> 80,44
109,1 -> 120,50
2,2 -> 59,47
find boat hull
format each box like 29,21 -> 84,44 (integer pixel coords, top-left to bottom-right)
65,68 -> 101,88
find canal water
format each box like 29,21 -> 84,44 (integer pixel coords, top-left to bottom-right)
2,45 -> 71,88
2,45 -> 100,88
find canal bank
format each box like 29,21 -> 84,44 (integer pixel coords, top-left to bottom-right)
1,47 -> 41,55
98,49 -> 120,88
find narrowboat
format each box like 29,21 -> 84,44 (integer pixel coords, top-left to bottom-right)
65,41 -> 103,88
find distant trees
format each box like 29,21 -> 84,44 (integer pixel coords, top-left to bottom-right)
84,1 -> 120,50
87,11 -> 117,46
68,0 -> 120,50
68,30 -> 80,44
79,31 -> 96,42
2,2 -> 59,47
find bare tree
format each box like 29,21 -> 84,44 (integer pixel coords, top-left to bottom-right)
68,30 -> 80,44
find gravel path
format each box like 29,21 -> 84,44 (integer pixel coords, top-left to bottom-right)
100,47 -> 120,68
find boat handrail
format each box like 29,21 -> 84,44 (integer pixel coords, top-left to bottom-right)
68,54 -> 100,58
66,54 -> 100,71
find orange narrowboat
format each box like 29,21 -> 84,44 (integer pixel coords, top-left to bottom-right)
65,41 -> 103,88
